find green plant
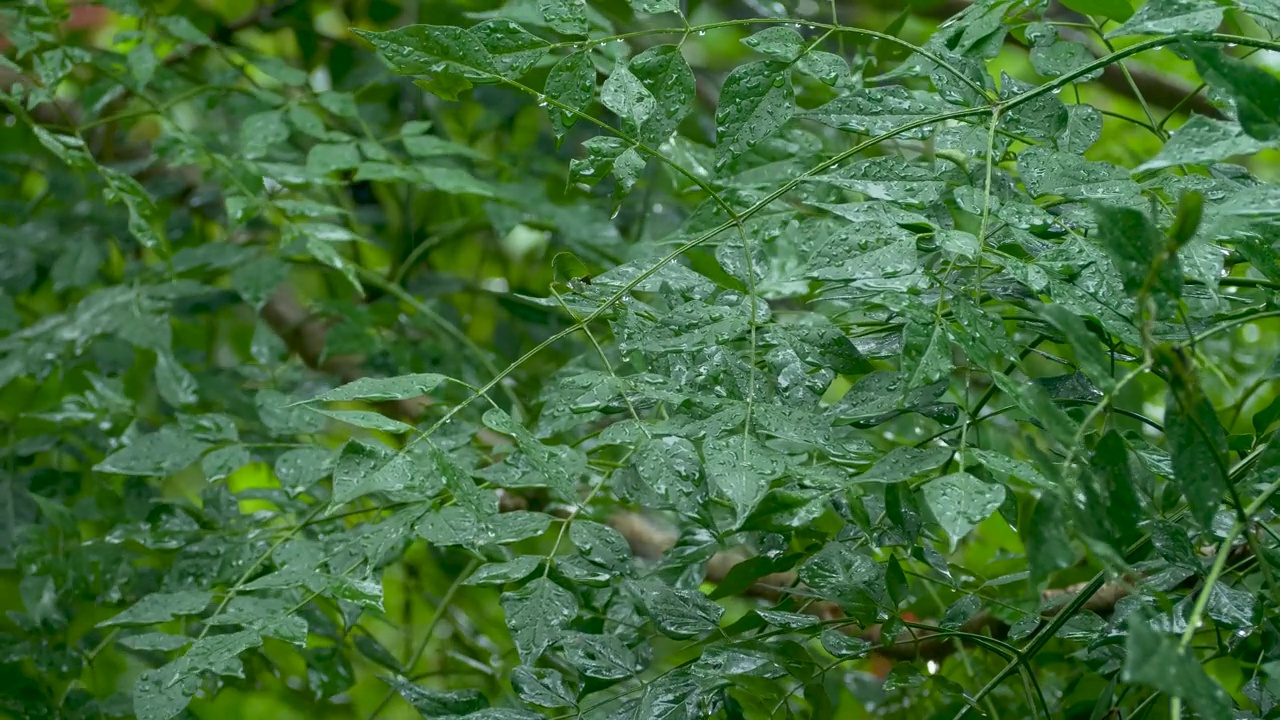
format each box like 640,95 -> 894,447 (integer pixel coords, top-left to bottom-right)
4,0 -> 1280,718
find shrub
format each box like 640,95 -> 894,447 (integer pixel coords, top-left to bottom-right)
3,1 -> 1280,718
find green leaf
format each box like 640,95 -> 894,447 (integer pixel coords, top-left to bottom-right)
99,590 -> 212,627
715,61 -> 794,168
1163,368 -> 1229,528
601,60 -> 656,129
1109,0 -> 1225,36
470,19 -> 550,78
1121,615 -> 1231,720
306,142 -> 361,175
402,134 -> 480,159
159,15 -> 213,45
704,434 -> 783,529
857,446 -> 953,484
1017,147 -> 1141,203
231,256 -> 289,310
206,596 -> 307,646
1091,202 -> 1181,301
302,373 -> 447,404
629,579 -> 725,639
134,666 -> 198,720
311,408 -> 416,434
127,42 -> 158,86
1081,430 -> 1146,554
900,300 -> 953,391
155,351 -> 198,407
820,630 -> 872,659
1060,0 -> 1133,20
1038,304 -> 1116,393
1182,42 -> 1280,142
415,506 -> 485,546
949,295 -> 1018,370
627,435 -> 702,508
708,555 -> 800,600
382,675 -> 487,716
275,447 -> 335,493
630,0 -> 679,13
118,633 -> 192,652
1023,493 -> 1077,586
1000,72 -> 1069,142
813,156 -> 959,207
331,440 -> 437,508
628,45 -> 695,145
544,51 -> 596,141
51,238 -> 103,291
562,632 -> 638,679
799,541 -> 885,618
1138,114 -> 1276,170
355,25 -> 498,99
482,407 -> 583,497
511,665 -> 577,708
465,556 -> 542,585
741,26 -> 806,63
426,439 -> 495,515
922,472 -> 1006,544
570,520 -> 632,571
202,445 -> 250,482
538,0 -> 588,35
502,578 -> 577,662
257,389 -> 326,435
95,427 -> 211,477
1206,584 -> 1257,629
420,166 -> 497,197
1030,35 -> 1101,80
801,86 -> 949,139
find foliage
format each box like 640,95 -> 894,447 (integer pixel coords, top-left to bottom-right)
3,0 -> 1280,719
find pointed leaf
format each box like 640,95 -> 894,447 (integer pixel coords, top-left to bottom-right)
100,590 -> 212,627
629,45 -> 695,145
302,373 -> 446,404
538,0 -> 587,35
923,472 -> 1006,543
1122,616 -> 1231,720
704,434 -> 783,529
1109,0 -> 1224,36
95,427 -> 210,477
741,26 -> 806,63
716,61 -> 794,167
1139,114 -> 1277,170
470,19 -> 550,78
544,50 -> 596,140
1183,42 -> 1280,141
502,578 -> 577,662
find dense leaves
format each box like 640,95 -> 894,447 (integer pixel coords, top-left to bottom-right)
3,0 -> 1280,719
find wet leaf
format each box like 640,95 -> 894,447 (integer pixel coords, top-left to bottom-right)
923,473 -> 1006,544
1182,42 -> 1280,142
95,427 -> 210,477
716,61 -> 794,167
544,51 -> 596,140
502,578 -> 577,662
741,27 -> 806,63
1122,615 -> 1231,720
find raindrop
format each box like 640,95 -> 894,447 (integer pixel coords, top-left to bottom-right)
697,30 -> 706,36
